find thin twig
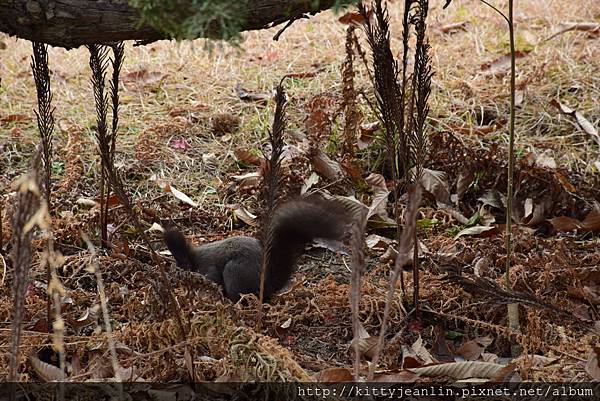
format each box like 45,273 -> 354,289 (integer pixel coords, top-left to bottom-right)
367,186 -> 421,380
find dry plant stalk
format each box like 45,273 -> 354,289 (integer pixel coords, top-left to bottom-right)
341,25 -> 359,158
31,42 -> 56,330
407,0 -> 433,312
88,44 -> 111,247
350,209 -> 367,380
87,44 -> 195,379
367,185 -> 421,380
9,151 -> 43,381
258,83 -> 286,326
360,0 -> 409,295
82,233 -> 120,378
361,0 -> 432,312
31,42 -> 54,210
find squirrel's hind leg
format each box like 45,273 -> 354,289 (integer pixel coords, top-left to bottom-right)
222,259 -> 262,302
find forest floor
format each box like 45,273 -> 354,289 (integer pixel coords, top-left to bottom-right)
1,0 -> 599,385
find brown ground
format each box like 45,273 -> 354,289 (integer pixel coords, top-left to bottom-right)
1,0 -> 599,383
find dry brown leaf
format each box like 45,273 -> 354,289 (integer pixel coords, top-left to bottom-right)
454,225 -> 497,239
0,113 -> 30,124
232,171 -> 262,190
358,122 -> 380,150
549,208 -> 600,233
373,370 -> 420,383
365,234 -> 392,251
554,172 -> 576,193
431,326 -> 455,362
550,99 -> 600,146
411,335 -> 436,365
448,122 -> 504,136
419,168 -> 451,205
546,22 -> 600,41
123,69 -> 167,85
235,84 -> 273,105
165,184 -> 198,207
456,336 -> 493,361
534,149 -> 556,169
338,8 -> 372,25
490,363 -> 519,382
480,51 -> 530,76
350,321 -> 378,360
29,355 -> 67,381
232,205 -> 257,227
585,347 -> 600,381
365,173 -> 392,221
313,367 -> 353,382
234,149 -> 265,167
301,172 -> 320,194
515,90 -> 524,107
312,150 -> 344,180
441,21 -> 468,34
410,361 -> 507,380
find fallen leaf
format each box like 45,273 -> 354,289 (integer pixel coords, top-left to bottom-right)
585,347 -> 600,381
515,90 -> 524,107
373,370 -> 420,383
349,321 -> 377,360
313,367 -> 353,382
456,336 -> 493,361
358,122 -> 380,150
410,361 -> 508,380
202,153 -> 219,170
534,149 -> 556,169
441,21 -> 468,34
123,69 -> 167,85
545,22 -> 600,41
232,171 -> 261,190
234,149 -> 265,167
233,205 -> 257,226
550,99 -> 600,146
478,189 -> 506,210
29,356 -> 67,381
0,113 -> 30,124
411,335 -> 436,365
284,71 -> 320,79
365,234 -> 392,251
480,51 -> 530,77
456,168 -> 475,198
338,9 -> 372,25
419,168 -> 451,204
311,150 -> 344,180
549,208 -> 600,233
448,122 -> 504,136
235,84 -> 273,105
301,172 -> 320,194
554,172 -> 576,193
431,326 -> 455,362
150,175 -> 198,207
454,225 -> 497,239
365,173 -> 392,221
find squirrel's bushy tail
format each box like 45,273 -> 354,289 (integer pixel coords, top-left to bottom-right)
264,196 -> 351,297
164,229 -> 193,270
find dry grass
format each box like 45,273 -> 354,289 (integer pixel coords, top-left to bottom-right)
1,0 -> 599,383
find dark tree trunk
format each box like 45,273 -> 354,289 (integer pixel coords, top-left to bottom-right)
0,0 -> 343,49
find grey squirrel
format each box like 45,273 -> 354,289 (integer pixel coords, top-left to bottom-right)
164,197 -> 351,302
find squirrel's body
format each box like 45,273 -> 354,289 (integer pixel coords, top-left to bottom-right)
165,198 -> 349,302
